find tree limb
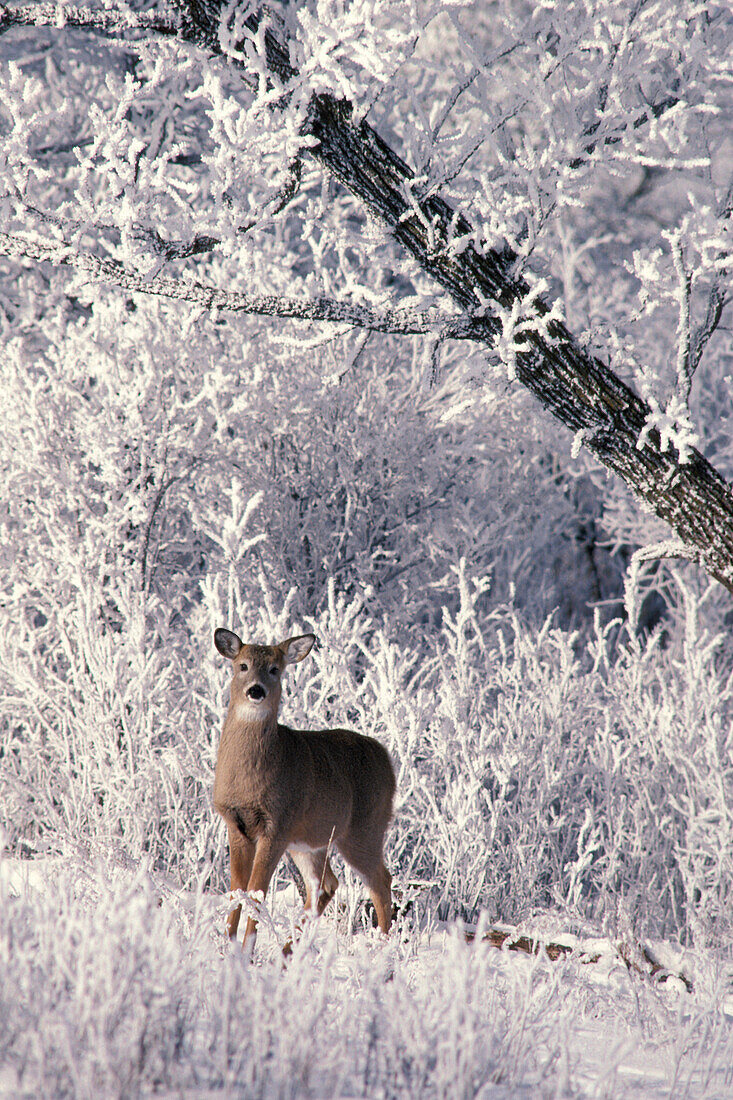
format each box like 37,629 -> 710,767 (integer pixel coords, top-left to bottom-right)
0,3 -> 178,38
0,229 -> 464,336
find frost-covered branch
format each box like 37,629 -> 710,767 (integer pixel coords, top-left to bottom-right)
691,282 -> 729,377
568,0 -> 679,170
688,176 -> 733,377
624,539 -> 702,627
631,540 -> 700,567
0,2 -> 178,38
667,178 -> 733,403
669,231 -> 694,402
0,229 -> 462,336
568,92 -> 681,171
137,159 -> 301,261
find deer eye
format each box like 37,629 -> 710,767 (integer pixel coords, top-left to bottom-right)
239,662 -> 249,672
269,666 -> 279,676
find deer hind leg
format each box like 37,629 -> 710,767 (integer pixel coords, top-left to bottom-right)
365,861 -> 392,935
280,849 -> 339,958
227,824 -> 254,941
289,848 -> 339,917
338,836 -> 393,935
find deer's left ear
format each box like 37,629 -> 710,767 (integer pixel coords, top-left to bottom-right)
281,634 -> 316,664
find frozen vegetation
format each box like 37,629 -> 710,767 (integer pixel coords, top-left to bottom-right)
1,0 -> 733,1095
1,844 -> 732,1097
2,568 -> 733,1096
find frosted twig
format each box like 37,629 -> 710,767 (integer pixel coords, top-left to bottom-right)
0,230 -> 465,336
0,2 -> 178,38
568,94 -> 680,171
429,28 -> 525,144
138,159 -> 302,261
688,176 -> 733,377
631,541 -> 700,567
624,541 -> 701,627
669,232 -> 693,403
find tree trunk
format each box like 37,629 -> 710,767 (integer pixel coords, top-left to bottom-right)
187,6 -> 733,591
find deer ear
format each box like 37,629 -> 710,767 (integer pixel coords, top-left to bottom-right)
214,628 -> 243,660
281,634 -> 316,665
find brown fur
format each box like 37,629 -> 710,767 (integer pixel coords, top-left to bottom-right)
213,629 -> 395,950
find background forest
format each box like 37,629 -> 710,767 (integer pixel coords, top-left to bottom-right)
1,0 -> 732,1095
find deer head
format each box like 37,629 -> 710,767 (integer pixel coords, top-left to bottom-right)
214,629 -> 316,723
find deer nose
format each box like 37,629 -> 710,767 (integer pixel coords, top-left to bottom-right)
247,683 -> 267,701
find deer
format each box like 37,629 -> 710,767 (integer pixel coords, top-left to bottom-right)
213,628 -> 396,952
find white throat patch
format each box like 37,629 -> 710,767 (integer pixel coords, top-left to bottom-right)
233,700 -> 270,722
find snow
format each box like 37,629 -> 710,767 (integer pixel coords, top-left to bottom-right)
1,855 -> 732,1099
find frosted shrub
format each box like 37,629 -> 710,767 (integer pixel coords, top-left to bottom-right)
4,541 -> 733,942
2,853 -> 731,1098
387,579 -> 733,944
0,575 -> 218,883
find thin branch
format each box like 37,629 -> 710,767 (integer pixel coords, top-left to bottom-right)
138,228 -> 221,263
140,159 -> 302,261
323,329 -> 372,386
624,541 -> 702,627
670,232 -> 694,402
12,157 -> 301,266
140,464 -> 199,592
429,30 -> 525,145
688,176 -> 733,377
567,93 -> 680,171
0,229 -> 466,336
689,280 -> 728,375
631,541 -> 700,567
433,0 -> 676,179
0,3 -> 178,38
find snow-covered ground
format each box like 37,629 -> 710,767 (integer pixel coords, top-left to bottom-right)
2,854 -> 731,1099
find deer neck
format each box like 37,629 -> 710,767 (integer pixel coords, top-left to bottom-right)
214,703 -> 286,815
222,702 -> 282,760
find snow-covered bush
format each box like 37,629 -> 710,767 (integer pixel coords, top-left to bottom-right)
3,405 -> 733,946
2,854 -> 732,1098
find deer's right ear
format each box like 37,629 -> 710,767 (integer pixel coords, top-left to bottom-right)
214,628 -> 243,660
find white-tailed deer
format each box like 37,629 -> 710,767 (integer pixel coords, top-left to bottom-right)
213,628 -> 395,950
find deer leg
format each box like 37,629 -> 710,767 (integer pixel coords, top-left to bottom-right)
338,836 -> 392,936
366,862 -> 392,935
281,849 -> 339,957
242,837 -> 286,950
317,856 -> 339,915
227,824 -> 254,941
289,849 -> 339,917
